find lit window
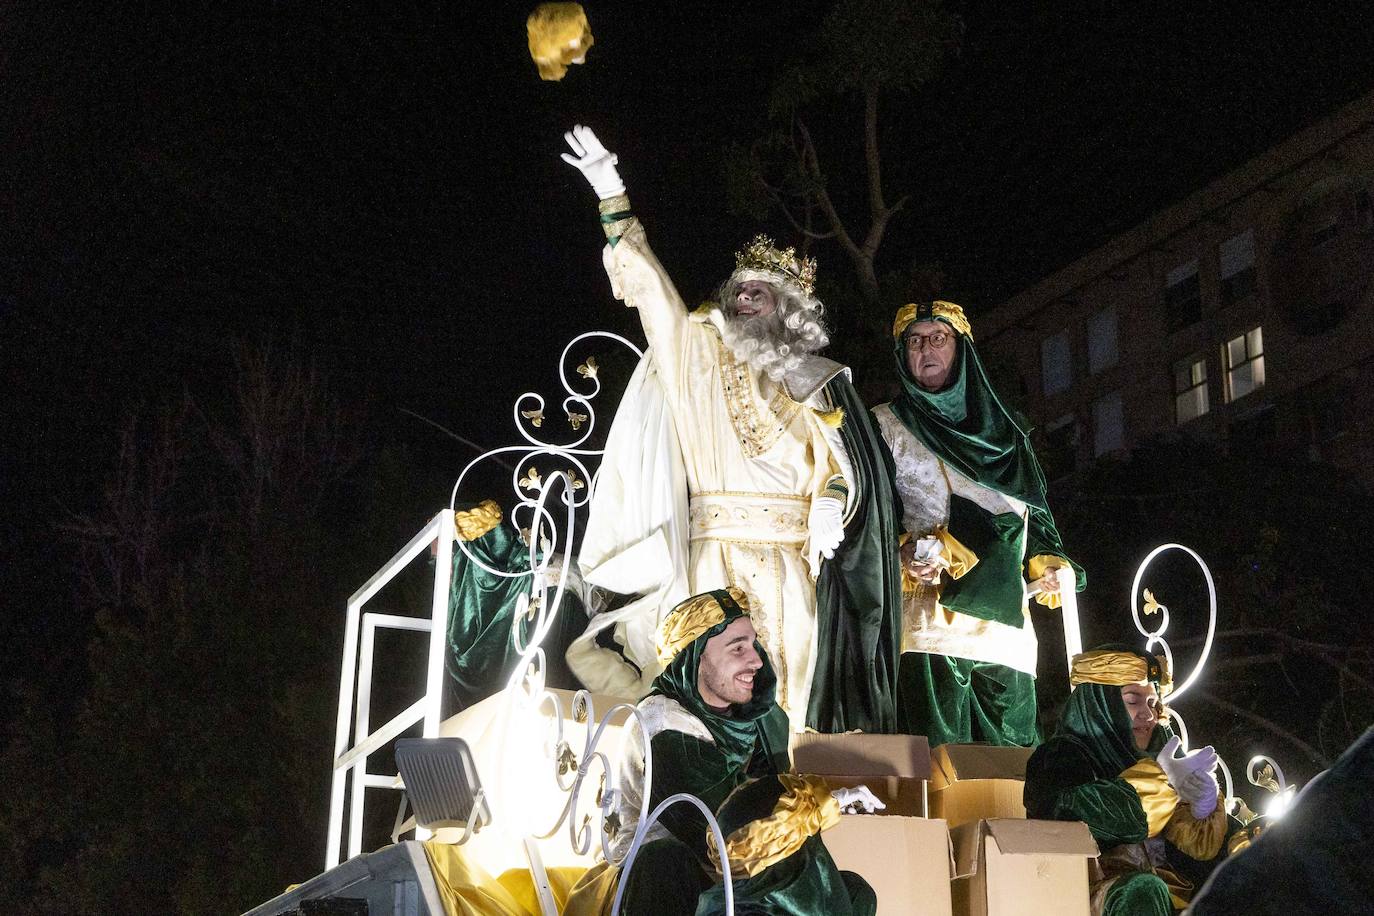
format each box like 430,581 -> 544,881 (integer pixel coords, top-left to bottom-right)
1093,391 -> 1124,456
1087,307 -> 1118,374
1174,357 -> 1209,423
1219,229 -> 1256,306
1164,260 -> 1201,331
1041,331 -> 1072,396
1225,326 -> 1265,402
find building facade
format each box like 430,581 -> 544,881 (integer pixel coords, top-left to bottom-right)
980,91 -> 1374,485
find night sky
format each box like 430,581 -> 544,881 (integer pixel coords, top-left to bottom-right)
3,2 -> 1374,900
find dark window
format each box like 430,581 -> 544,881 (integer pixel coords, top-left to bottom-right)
1040,414 -> 1079,479
1164,261 -> 1201,331
1219,229 -> 1256,306
1356,189 -> 1373,231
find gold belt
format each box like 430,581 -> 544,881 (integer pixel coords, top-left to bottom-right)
688,492 -> 809,546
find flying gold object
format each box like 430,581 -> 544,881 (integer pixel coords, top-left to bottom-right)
527,3 -> 594,81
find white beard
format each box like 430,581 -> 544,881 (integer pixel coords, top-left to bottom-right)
719,311 -> 804,382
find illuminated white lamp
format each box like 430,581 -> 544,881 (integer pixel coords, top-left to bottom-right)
1247,754 -> 1295,822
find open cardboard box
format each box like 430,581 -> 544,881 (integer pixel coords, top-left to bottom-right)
824,815 -> 954,916
791,732 -> 932,816
929,744 -> 1034,827
949,818 -> 1098,916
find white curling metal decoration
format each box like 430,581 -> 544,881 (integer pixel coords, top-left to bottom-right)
1247,754 -> 1296,820
1129,543 -> 1218,702
448,331 -> 736,914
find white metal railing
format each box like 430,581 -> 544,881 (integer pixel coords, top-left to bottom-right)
327,509 -> 455,868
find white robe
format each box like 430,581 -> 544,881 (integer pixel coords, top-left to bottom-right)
571,221 -> 850,731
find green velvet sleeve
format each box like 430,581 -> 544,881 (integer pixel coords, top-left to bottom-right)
748,706 -> 793,778
1025,738 -> 1148,850
648,731 -> 746,863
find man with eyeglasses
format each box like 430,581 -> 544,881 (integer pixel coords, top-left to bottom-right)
872,302 -> 1084,746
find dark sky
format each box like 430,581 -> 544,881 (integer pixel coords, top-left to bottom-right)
5,1 -> 1374,667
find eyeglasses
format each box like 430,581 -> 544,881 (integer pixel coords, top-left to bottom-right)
903,330 -> 953,351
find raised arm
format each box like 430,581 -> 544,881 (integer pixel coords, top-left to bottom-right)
562,125 -> 690,385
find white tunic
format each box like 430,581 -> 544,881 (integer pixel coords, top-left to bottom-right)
873,402 -> 1038,675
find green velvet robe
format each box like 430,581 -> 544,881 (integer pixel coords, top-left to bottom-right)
443,511 -> 582,709
694,775 -> 876,916
807,374 -> 904,734
1025,681 -> 1234,915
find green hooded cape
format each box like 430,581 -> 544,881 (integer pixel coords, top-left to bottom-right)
1024,673 -> 1167,849
641,591 -> 791,860
888,310 -> 1084,626
444,510 -> 581,709
807,374 -> 904,732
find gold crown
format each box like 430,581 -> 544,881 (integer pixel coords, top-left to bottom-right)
733,235 -> 817,296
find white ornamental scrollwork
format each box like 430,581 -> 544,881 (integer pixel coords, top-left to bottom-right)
447,331 -> 735,914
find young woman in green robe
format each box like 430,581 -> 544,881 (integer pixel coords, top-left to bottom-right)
1024,647 -> 1237,915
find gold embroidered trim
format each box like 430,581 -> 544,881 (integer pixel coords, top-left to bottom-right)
708,775 -> 839,877
715,334 -> 803,458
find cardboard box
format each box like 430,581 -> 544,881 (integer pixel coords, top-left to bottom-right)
824,815 -> 953,916
928,744 -> 1033,827
949,819 -> 1097,916
792,732 -> 932,816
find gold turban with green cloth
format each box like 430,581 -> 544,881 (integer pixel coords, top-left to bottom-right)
888,301 -> 1084,624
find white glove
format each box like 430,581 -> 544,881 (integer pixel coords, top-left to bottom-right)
806,495 -> 846,577
1178,769 -> 1220,818
560,124 -> 626,200
1156,736 -> 1218,793
830,785 -> 886,815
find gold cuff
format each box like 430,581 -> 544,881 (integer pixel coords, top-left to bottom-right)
454,500 -> 502,542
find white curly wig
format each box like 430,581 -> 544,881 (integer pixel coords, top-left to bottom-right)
717,269 -> 830,382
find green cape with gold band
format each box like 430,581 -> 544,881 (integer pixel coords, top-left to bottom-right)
889,311 -> 1083,626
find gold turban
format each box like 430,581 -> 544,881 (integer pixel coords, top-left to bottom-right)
1070,648 -> 1173,697
892,301 -> 973,341
656,588 -> 753,665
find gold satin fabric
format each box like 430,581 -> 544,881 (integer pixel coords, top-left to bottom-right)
708,774 -> 840,878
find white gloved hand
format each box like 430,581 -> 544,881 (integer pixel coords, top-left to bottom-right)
1178,769 -> 1220,818
560,124 -> 626,200
1156,736 -> 1219,792
830,785 -> 886,815
806,495 -> 846,577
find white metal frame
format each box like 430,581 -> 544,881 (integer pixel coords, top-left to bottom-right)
327,509 -> 456,868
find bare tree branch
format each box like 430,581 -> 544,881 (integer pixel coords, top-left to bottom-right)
1193,688 -> 1331,767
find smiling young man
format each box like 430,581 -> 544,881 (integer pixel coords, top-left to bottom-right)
562,125 -> 903,736
604,588 -> 791,915
872,301 -> 1084,746
1024,647 -> 1233,916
